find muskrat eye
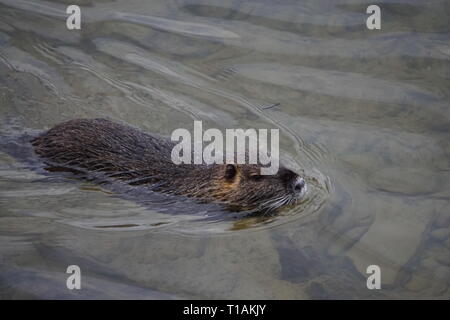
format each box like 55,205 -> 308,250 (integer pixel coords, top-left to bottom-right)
224,164 -> 237,180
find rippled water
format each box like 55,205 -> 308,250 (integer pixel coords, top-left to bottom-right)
0,0 -> 449,299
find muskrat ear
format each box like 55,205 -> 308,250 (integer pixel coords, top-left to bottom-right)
224,164 -> 237,180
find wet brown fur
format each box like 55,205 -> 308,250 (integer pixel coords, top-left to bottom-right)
31,118 -> 304,213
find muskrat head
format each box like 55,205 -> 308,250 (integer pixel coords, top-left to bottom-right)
213,163 -> 307,214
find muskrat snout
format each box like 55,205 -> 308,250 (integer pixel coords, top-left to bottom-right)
292,177 -> 306,196
278,167 -> 307,197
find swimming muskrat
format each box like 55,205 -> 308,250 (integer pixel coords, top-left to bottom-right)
31,118 -> 306,213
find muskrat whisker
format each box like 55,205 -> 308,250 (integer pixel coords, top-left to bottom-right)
259,195 -> 292,215
259,195 -> 286,207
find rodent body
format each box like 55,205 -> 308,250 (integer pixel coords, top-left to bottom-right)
31,118 -> 306,213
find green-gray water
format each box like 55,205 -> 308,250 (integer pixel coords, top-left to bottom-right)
0,0 -> 449,299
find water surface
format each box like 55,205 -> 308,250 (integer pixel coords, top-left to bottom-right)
0,0 -> 449,299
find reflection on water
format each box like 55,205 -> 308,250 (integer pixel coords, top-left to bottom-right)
0,0 -> 449,299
